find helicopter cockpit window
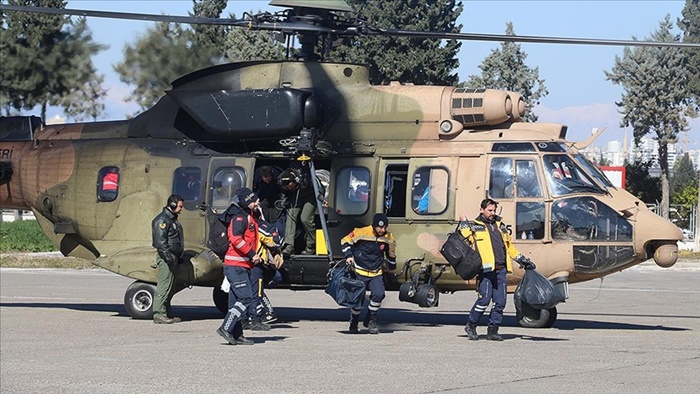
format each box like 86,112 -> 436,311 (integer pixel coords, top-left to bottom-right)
515,160 -> 542,198
552,196 -> 633,242
335,167 -> 370,216
97,166 -> 119,202
489,158 -> 514,199
173,167 -> 202,203
491,142 -> 536,152
543,155 -> 604,196
411,166 -> 448,215
515,202 -> 545,240
535,142 -> 569,152
573,154 -> 614,188
210,167 -> 246,211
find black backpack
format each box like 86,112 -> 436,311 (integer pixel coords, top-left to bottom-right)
207,214 -> 230,260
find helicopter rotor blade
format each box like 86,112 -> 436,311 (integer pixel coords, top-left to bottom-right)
2,4 -> 699,49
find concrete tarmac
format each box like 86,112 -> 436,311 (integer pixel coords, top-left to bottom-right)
1,261 -> 699,393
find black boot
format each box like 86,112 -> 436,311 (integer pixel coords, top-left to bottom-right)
464,322 -> 479,341
368,316 -> 379,334
486,325 -> 503,341
349,314 -> 359,334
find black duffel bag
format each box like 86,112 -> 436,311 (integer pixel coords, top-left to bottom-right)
325,261 -> 366,308
439,224 -> 482,280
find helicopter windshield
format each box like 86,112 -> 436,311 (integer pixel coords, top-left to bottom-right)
543,154 -> 605,196
573,154 -> 615,189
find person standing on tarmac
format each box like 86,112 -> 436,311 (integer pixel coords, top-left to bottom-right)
459,198 -> 535,341
340,213 -> 396,334
217,188 -> 264,345
151,194 -> 185,324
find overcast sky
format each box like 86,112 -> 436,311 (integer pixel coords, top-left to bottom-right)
48,0 -> 698,150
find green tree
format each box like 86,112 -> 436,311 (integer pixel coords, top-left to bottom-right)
605,16 -> 697,219
114,0 -> 228,113
679,0 -> 700,104
462,22 -> 548,122
224,11 -> 287,61
625,159 -> 662,204
0,0 -> 106,122
671,152 -> 699,194
332,0 -> 462,86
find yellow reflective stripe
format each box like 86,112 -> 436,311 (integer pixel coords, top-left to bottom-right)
354,266 -> 383,277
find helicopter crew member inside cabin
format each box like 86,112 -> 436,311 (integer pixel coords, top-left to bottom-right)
279,162 -> 317,255
151,194 -> 185,324
340,213 -> 397,334
217,188 -> 262,345
460,198 -> 535,340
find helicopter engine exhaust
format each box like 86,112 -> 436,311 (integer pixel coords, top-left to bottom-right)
444,89 -> 527,134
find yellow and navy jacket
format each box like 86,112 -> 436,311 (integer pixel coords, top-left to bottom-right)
340,225 -> 397,277
460,218 -> 520,273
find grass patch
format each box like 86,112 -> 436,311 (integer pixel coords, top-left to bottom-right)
0,220 -> 56,252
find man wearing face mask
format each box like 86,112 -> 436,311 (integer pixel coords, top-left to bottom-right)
459,198 -> 535,341
151,194 -> 185,324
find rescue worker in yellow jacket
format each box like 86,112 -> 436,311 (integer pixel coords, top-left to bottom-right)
459,198 -> 535,341
340,213 -> 396,334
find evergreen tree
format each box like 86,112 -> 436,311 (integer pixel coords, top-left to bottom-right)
605,16 -> 696,219
114,0 -> 228,113
670,153 -> 699,230
463,22 -> 548,122
224,12 -> 287,61
679,0 -> 700,104
625,159 -> 662,204
1,0 -> 106,122
332,0 -> 462,86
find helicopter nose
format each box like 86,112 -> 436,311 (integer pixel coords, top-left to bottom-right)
652,243 -> 679,268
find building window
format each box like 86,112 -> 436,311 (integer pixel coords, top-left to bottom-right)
97,166 -> 119,202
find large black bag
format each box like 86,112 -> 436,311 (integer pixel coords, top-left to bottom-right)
439,225 -> 482,280
513,268 -> 566,310
325,263 -> 366,308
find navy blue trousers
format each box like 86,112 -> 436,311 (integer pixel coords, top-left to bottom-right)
468,267 -> 507,327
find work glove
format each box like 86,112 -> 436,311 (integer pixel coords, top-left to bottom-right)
158,250 -> 177,266
515,254 -> 536,270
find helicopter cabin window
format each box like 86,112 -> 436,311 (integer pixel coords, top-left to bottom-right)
411,166 -> 449,215
97,166 -> 120,202
491,142 -> 536,152
210,167 -> 246,212
173,167 -> 202,203
384,164 -> 408,217
335,167 -> 370,216
488,158 -> 514,199
515,202 -> 545,240
515,160 -> 542,198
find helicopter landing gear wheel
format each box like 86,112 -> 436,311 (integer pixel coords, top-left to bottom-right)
398,281 -> 416,302
416,284 -> 439,308
516,304 -> 558,328
212,287 -> 228,314
124,281 -> 156,319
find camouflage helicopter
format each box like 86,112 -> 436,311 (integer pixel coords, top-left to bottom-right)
0,0 -> 692,328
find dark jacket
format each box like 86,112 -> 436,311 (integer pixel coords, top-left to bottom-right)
151,207 -> 184,264
340,225 -> 397,277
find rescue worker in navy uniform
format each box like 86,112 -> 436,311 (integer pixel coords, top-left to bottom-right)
340,213 -> 397,334
151,194 -> 185,324
459,198 -> 535,341
216,188 -> 263,345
